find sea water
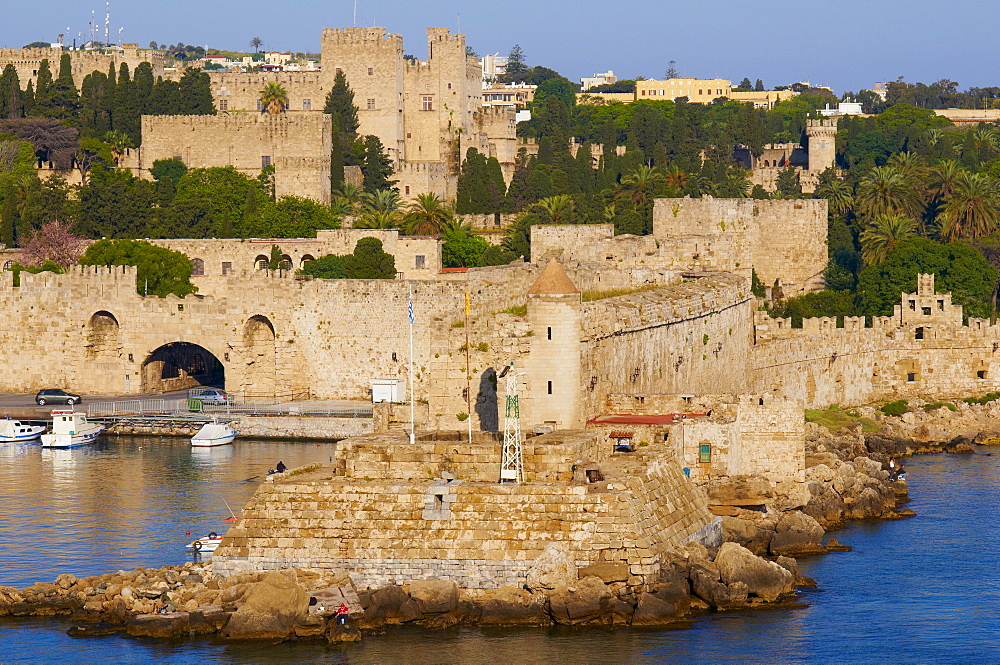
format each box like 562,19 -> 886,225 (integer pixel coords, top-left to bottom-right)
0,437 -> 997,663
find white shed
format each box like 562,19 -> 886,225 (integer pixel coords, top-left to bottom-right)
371,378 -> 406,403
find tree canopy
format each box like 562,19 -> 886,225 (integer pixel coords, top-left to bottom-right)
80,238 -> 197,297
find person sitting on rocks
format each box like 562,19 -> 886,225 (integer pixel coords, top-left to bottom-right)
336,603 -> 349,625
275,460 -> 287,473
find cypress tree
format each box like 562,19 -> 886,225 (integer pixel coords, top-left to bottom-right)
0,65 -> 19,118
501,149 -> 531,212
133,62 -> 155,114
330,129 -> 345,196
42,53 -> 81,121
113,63 -> 140,145
485,156 -> 507,213
31,59 -> 53,116
21,81 -> 34,117
178,69 -> 215,114
101,62 -> 116,129
456,148 -> 489,214
574,142 -> 594,196
80,71 -> 111,137
323,70 -> 359,135
360,135 -> 397,193
240,184 -> 259,238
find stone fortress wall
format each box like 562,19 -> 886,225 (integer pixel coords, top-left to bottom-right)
752,274 -> 1000,408
139,113 -> 332,203
531,197 -> 828,298
213,429 -> 717,591
0,44 -> 164,88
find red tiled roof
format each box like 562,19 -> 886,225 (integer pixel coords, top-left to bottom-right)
587,413 -> 708,426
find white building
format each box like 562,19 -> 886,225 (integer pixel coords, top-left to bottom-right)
580,71 -> 617,91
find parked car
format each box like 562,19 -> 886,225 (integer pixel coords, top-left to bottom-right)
35,389 -> 82,406
188,389 -> 230,406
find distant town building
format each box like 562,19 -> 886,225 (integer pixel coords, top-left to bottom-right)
580,70 -> 617,91
819,100 -> 864,116
728,89 -> 796,110
481,82 -> 536,111
636,78 -> 731,104
481,52 -> 507,79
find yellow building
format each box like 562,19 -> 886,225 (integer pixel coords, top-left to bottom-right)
729,89 -> 797,110
636,78 -> 731,103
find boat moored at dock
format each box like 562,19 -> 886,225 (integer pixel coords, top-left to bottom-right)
0,418 -> 45,443
40,410 -> 104,448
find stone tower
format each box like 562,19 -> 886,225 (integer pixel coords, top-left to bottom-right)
525,260 -> 582,430
321,28 -> 406,161
805,119 -> 837,173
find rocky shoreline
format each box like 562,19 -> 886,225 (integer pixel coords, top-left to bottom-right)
4,402 -> 990,644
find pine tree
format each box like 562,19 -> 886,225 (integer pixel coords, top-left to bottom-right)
113,63 -> 140,145
755,79 -> 765,92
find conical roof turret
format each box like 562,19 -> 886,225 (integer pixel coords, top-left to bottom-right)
527,259 -> 579,295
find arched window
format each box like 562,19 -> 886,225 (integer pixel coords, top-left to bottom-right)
2,261 -> 12,271
300,254 -> 315,267
191,258 -> 205,276
254,255 -> 269,270
280,255 -> 293,271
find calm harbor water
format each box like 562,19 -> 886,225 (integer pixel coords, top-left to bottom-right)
0,437 -> 998,663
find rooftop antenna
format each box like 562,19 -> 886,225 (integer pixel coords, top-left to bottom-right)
353,0 -> 357,27
105,1 -> 110,46
499,362 -> 524,483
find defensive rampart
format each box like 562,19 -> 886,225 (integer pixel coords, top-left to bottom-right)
752,275 -> 1000,407
212,430 -> 716,590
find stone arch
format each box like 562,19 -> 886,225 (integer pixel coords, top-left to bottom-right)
2,260 -> 13,270
191,258 -> 205,276
300,254 -> 315,267
242,315 -> 277,397
141,342 -> 225,392
254,255 -> 269,270
88,310 -> 121,355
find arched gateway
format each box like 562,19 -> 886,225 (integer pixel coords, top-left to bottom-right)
141,342 -> 225,393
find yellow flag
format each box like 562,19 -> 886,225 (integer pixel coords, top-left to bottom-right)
465,289 -> 471,317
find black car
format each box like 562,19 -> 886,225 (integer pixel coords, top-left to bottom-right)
35,389 -> 82,406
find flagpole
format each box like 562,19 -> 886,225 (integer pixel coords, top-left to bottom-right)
409,284 -> 415,445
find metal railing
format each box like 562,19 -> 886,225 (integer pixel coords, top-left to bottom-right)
88,398 -> 372,419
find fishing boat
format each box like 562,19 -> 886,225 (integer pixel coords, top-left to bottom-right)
40,410 -> 103,448
0,418 -> 45,443
191,422 -> 237,447
185,531 -> 224,554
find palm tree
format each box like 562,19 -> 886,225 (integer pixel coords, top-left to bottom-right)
360,189 -> 401,215
664,164 -> 690,190
259,82 -> 288,115
530,194 -> 576,224
353,209 -> 401,230
926,160 -> 966,207
937,172 -> 1000,241
329,197 -> 355,218
855,165 -> 924,223
860,213 -> 918,265
612,165 -> 666,207
816,179 -> 854,216
334,183 -> 366,208
249,37 -> 263,53
103,130 -> 134,166
401,193 -> 454,235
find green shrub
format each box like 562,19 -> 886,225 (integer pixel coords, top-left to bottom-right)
880,400 -> 909,416
922,401 -> 957,412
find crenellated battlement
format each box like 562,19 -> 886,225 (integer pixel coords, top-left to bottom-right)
321,27 -> 403,50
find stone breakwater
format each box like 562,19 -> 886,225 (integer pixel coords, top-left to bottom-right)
0,541 -> 821,642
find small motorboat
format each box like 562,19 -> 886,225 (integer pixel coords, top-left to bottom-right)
185,531 -> 224,554
40,410 -> 103,448
0,418 -> 45,443
191,422 -> 237,447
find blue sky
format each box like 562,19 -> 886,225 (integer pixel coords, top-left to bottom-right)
3,0 -> 997,94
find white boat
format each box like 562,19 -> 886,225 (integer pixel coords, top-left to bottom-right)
0,418 -> 45,443
185,531 -> 224,554
191,422 -> 237,447
40,410 -> 104,448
